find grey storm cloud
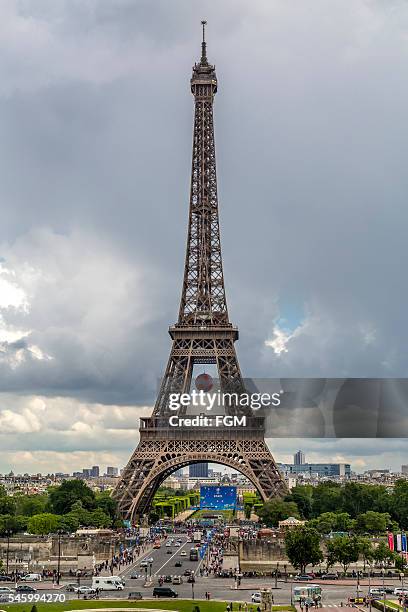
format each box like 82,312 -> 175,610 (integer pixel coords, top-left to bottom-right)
0,0 -> 407,472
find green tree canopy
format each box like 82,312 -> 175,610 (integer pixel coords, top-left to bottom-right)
0,514 -> 25,535
27,513 -> 59,535
326,535 -> 361,574
49,480 -> 96,515
285,526 -> 323,574
285,485 -> 314,520
390,480 -> 408,529
0,496 -> 16,516
355,511 -> 391,534
256,500 -> 299,527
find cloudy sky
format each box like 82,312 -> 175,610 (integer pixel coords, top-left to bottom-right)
1,0 -> 407,475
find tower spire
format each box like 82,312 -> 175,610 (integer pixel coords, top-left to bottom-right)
201,19 -> 208,64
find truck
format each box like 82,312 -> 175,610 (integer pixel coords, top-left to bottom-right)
92,576 -> 124,591
193,531 -> 202,543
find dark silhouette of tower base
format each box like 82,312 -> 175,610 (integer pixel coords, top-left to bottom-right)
113,23 -> 286,521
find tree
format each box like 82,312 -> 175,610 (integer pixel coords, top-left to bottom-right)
14,494 -> 49,517
358,537 -> 375,571
285,526 -> 323,574
27,513 -> 59,535
49,480 -> 96,515
57,514 -> 80,533
0,515 -> 24,535
89,509 -> 111,528
372,542 -> 395,566
312,483 -> 342,516
390,480 -> 408,529
326,536 -> 361,574
356,511 -> 391,534
257,500 -> 299,527
95,492 -> 118,520
0,496 -> 16,516
285,485 -> 314,519
244,505 -> 252,520
395,555 -> 408,572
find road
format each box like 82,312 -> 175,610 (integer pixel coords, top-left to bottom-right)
1,534 -> 406,606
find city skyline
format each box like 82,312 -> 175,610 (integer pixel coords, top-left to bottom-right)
1,2 -> 408,475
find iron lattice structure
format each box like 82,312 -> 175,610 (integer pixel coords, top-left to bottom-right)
113,24 -> 286,521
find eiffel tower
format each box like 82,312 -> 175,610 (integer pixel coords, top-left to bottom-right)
113,22 -> 287,521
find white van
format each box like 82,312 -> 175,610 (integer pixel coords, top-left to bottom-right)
92,576 -> 124,591
20,574 -> 42,582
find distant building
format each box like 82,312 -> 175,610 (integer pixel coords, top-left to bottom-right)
402,465 -> 408,475
91,466 -> 100,478
294,450 -> 305,465
106,466 -> 119,476
279,463 -> 351,478
82,469 -> 91,478
189,463 -> 209,478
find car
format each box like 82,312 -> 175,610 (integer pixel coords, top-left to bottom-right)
20,574 -> 42,582
147,557 -> 154,563
172,576 -> 183,585
294,575 -> 313,581
130,572 -> 140,579
140,560 -> 148,568
164,575 -> 172,583
0,577 -> 10,583
175,561 -> 182,567
251,592 -> 262,603
76,586 -> 96,595
321,573 -> 338,580
394,588 -> 408,596
370,588 -> 386,596
175,542 -> 181,547
16,585 -> 36,593
180,551 -> 186,556
166,542 -> 171,547
65,584 -> 78,592
167,549 -> 173,554
128,591 -> 143,600
187,575 -> 195,583
153,586 -> 178,598
0,588 -> 14,594
184,569 -> 192,576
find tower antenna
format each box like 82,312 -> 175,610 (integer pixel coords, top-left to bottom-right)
201,19 -> 208,63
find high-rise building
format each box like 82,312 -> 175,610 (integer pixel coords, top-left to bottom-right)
402,465 -> 408,475
91,466 -> 100,478
82,468 -> 91,478
294,450 -> 305,465
106,466 -> 119,476
189,463 -> 209,478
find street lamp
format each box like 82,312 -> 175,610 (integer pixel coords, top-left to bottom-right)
5,529 -> 11,576
290,580 -> 293,606
191,576 -> 195,600
382,562 -> 386,612
76,569 -> 81,599
56,530 -> 63,585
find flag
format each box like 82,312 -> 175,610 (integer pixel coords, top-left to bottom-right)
388,533 -> 395,550
402,533 -> 407,553
396,533 -> 402,552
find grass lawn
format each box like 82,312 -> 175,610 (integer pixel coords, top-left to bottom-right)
0,599 -> 295,612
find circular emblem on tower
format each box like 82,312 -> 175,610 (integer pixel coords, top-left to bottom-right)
195,373 -> 213,392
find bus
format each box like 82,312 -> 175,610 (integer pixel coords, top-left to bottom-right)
293,585 -> 322,603
189,547 -> 199,561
